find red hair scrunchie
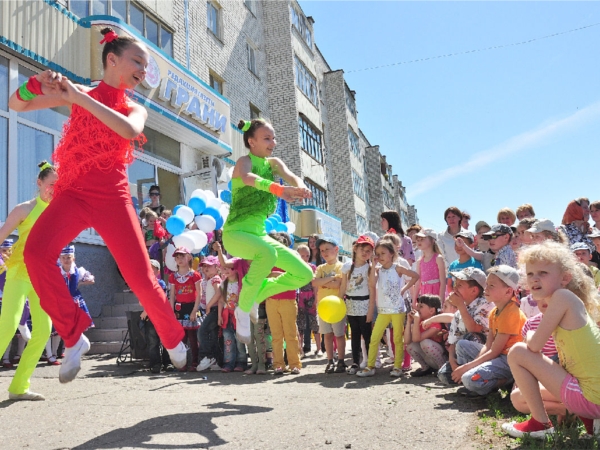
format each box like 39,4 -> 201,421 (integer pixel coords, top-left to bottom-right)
388,228 -> 397,234
100,30 -> 119,44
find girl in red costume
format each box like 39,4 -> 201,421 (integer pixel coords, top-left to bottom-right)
8,28 -> 186,383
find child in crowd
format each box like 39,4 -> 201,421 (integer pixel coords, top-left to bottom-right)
219,265 -> 247,373
313,237 -> 346,374
448,230 -> 484,293
160,209 -> 172,224
404,294 -> 447,377
142,259 -> 172,373
168,247 -> 202,372
340,235 -> 375,375
265,231 -> 301,375
452,266 -> 526,397
525,219 -> 566,245
46,245 -> 96,365
415,229 -> 446,303
357,240 -> 419,377
197,256 -> 222,372
461,211 -> 471,230
503,242 -> 600,439
296,244 -> 320,357
516,204 -> 536,221
482,225 -> 517,268
571,243 -> 600,287
497,208 -> 517,226
143,210 -> 159,249
516,218 -> 537,247
425,268 -> 495,385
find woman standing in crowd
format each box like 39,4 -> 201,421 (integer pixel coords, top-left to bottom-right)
438,207 -> 464,268
380,210 -> 415,265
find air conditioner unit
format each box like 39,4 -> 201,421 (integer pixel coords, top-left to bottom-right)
211,156 -> 225,179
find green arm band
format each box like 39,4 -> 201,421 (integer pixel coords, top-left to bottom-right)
18,83 -> 37,101
254,176 -> 273,192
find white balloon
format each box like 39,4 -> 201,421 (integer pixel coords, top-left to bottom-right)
165,244 -> 177,271
207,198 -> 222,209
175,205 -> 195,225
204,190 -> 216,200
219,204 -> 230,215
190,189 -> 208,201
285,221 -> 296,234
194,215 -> 217,233
172,233 -> 195,252
187,230 -> 208,253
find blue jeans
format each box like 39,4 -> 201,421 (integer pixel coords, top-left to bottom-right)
457,340 -> 513,395
198,307 -> 219,361
222,321 -> 247,370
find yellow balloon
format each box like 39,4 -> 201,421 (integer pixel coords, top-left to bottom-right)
317,295 -> 347,324
192,256 -> 200,271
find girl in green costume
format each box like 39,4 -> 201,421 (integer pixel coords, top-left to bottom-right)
223,119 -> 314,317
0,161 -> 57,401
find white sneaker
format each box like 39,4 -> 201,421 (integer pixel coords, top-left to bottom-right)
235,307 -> 251,345
356,367 -> 375,377
9,390 -> 45,401
18,324 -> 31,342
166,341 -> 188,369
501,421 -> 555,439
58,335 -> 90,384
210,363 -> 222,371
359,360 -> 367,369
196,357 -> 214,372
390,367 -> 403,378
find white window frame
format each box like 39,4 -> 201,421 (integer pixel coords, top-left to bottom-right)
207,1 -> 222,40
348,127 -> 360,158
246,42 -> 258,77
294,55 -> 318,107
352,169 -> 365,200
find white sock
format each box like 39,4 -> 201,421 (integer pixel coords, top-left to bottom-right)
361,338 -> 367,363
17,337 -> 26,357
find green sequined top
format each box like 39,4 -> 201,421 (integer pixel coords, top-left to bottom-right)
225,153 -> 277,227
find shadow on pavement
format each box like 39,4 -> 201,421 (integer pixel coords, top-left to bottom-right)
71,401 -> 272,449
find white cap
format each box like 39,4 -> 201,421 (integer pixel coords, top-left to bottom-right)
415,228 -> 437,240
487,265 -> 520,290
450,267 -> 487,289
527,219 -> 555,234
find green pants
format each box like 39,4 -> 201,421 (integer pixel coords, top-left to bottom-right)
368,313 -> 406,369
223,222 -> 313,312
0,278 -> 52,394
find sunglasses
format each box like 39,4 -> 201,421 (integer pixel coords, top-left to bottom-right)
482,233 -> 507,241
149,192 -> 160,196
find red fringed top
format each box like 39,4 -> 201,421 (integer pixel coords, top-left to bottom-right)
52,81 -> 146,195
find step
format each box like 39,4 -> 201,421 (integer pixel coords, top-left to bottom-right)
88,341 -> 123,355
112,292 -> 141,305
101,303 -> 144,317
86,328 -> 128,343
97,316 -> 128,329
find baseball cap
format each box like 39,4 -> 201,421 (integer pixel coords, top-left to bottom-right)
173,247 -> 191,256
415,228 -> 437,240
149,259 -> 161,270
316,236 -> 339,248
488,265 -> 520,290
527,219 -> 555,234
356,235 -> 375,248
455,230 -> 475,242
589,228 -> 600,239
450,267 -> 487,289
482,224 -> 513,240
1,239 -> 14,249
570,242 -> 591,253
475,221 -> 490,234
201,255 -> 220,266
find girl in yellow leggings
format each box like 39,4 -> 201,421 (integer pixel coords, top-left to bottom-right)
0,161 -> 57,400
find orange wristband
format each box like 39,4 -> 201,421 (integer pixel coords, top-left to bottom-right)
269,183 -> 285,197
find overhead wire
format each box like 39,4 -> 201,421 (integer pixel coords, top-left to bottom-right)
346,22 -> 600,74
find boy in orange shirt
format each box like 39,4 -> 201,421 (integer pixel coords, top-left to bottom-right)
451,265 -> 526,397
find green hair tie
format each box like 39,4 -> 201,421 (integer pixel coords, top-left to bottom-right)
39,162 -> 53,172
242,120 -> 252,132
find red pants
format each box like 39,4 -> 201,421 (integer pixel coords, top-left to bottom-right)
25,165 -> 184,349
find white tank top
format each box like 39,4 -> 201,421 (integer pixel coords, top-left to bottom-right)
376,263 -> 406,314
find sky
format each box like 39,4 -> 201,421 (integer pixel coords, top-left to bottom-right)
299,1 -> 600,232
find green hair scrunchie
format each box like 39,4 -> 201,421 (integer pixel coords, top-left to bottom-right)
242,120 -> 252,132
39,162 -> 54,172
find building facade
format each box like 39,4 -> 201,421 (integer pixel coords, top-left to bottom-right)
0,0 -> 417,317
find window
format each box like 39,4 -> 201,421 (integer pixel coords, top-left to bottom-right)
382,189 -> 394,211
294,56 -> 318,106
346,87 -> 357,119
290,4 -> 312,48
209,71 -> 224,94
207,1 -> 221,38
298,116 -> 322,163
304,178 -> 327,211
247,43 -> 258,76
66,0 -> 174,57
348,127 -> 360,158
352,169 -> 365,200
250,103 -> 261,119
356,214 -> 368,235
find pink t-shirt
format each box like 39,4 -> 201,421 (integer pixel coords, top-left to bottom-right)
270,267 -> 296,300
521,313 -> 557,358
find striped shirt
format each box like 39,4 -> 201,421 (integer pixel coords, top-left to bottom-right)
521,313 -> 557,358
